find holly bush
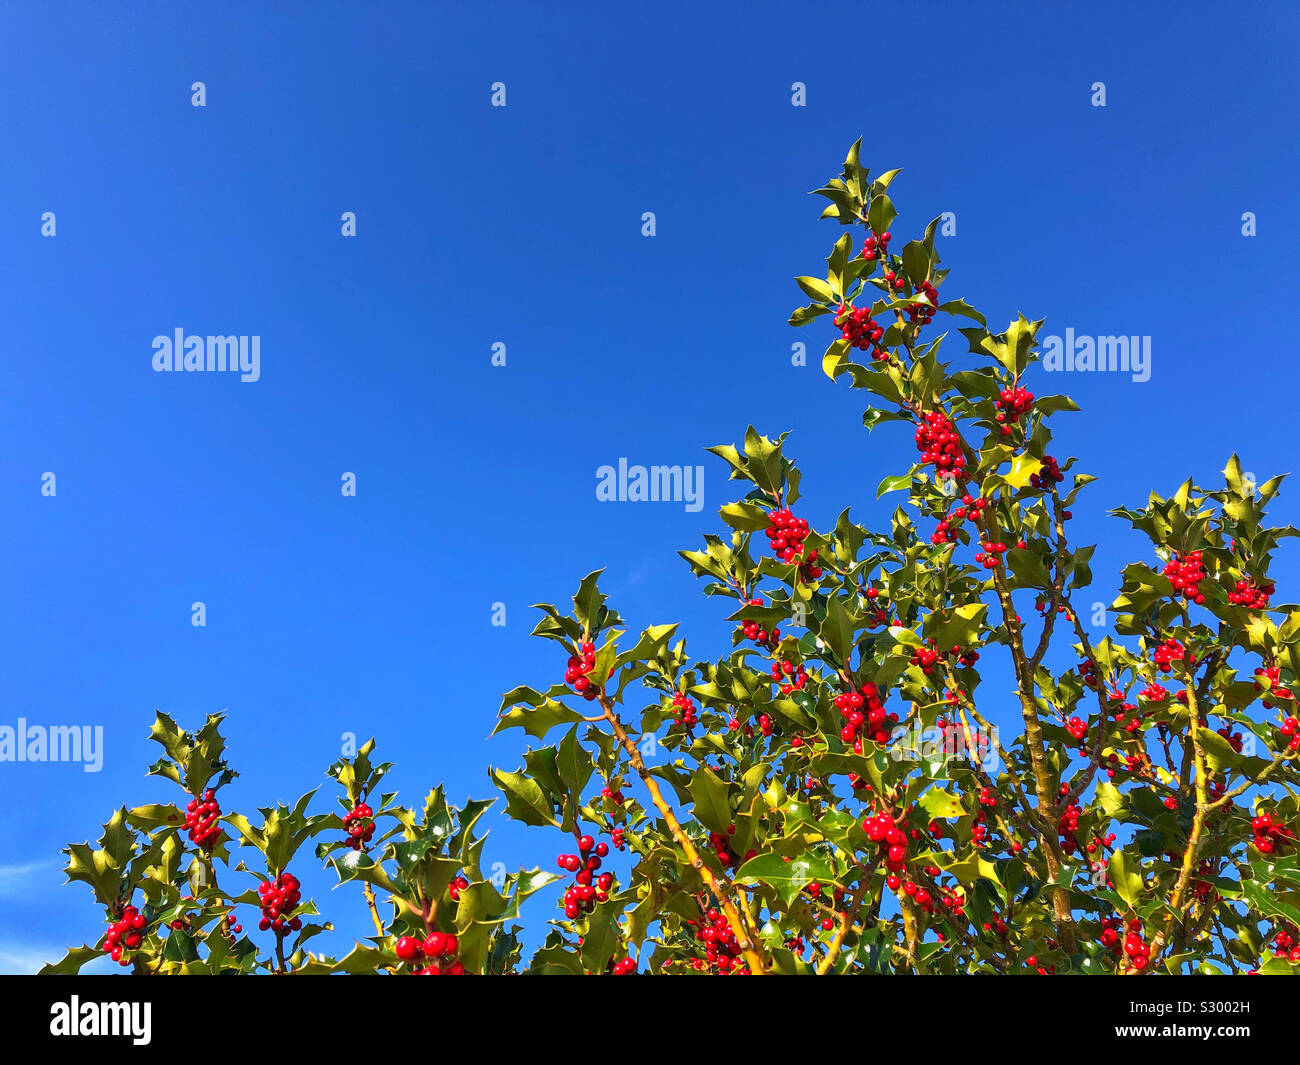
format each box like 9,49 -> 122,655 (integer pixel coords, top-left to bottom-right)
47,141 -> 1300,976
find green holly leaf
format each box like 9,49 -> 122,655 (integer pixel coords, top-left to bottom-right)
1108,850 -> 1145,908
876,473 -> 912,499
37,945 -> 103,975
736,852 -> 835,906
490,768 -> 559,827
689,767 -> 732,835
918,788 -> 965,819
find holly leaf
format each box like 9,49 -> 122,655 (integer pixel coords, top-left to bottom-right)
689,767 -> 732,835
918,788 -> 965,819
37,946 -> 103,975
1108,850 -> 1145,908
490,768 -> 559,827
736,852 -> 835,906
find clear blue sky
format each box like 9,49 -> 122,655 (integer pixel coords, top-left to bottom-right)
1,1 -> 1297,972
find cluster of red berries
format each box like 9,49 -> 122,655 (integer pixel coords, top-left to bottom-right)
1152,638 -> 1188,673
914,410 -> 965,479
1028,454 -> 1063,491
557,835 -> 612,919
208,911 -> 242,938
1270,923 -> 1300,961
1122,919 -> 1151,971
904,278 -> 939,325
608,956 -> 636,975
1228,577 -> 1274,610
1254,664 -> 1293,709
1066,716 -> 1087,742
739,598 -> 781,650
994,387 -> 1033,437
1255,664 -> 1279,689
610,826 -> 626,850
396,931 -> 464,974
601,784 -> 626,806
912,645 -> 943,677
1216,724 -> 1245,753
910,639 -> 978,676
448,874 -> 470,902
860,586 -> 893,628
1252,812 -> 1294,855
834,302 -> 885,356
798,554 -> 824,582
1080,658 -> 1099,688
995,385 -> 1034,421
1105,750 -> 1150,781
184,789 -> 221,851
688,906 -> 748,974
564,641 -> 600,700
669,692 -> 698,729
880,267 -> 907,293
1189,858 -> 1219,904
1034,599 -> 1074,623
861,230 -> 891,261
1163,550 -> 1207,604
863,812 -> 909,874
1139,682 -> 1169,703
930,492 -> 989,546
257,872 -> 303,936
894,877 -> 936,912
728,717 -> 764,743
1085,831 -> 1118,856
1106,690 -> 1145,734
1058,803 -> 1083,854
834,682 -> 893,750
806,881 -> 849,929
769,658 -> 808,694
974,540 -> 1008,569
343,801 -> 375,850
1099,915 -> 1123,954
1277,716 -> 1300,753
764,510 -> 820,580
936,715 -> 991,762
102,903 -> 147,966
707,824 -> 755,869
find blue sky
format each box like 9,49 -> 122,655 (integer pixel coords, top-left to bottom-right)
0,0 -> 1297,972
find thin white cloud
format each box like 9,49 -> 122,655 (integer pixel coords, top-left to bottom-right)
0,944 -> 58,974
0,861 -> 59,897
0,942 -> 114,975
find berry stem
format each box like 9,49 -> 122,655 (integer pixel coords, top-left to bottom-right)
977,512 -> 1079,955
362,882 -> 386,939
1148,683 -> 1210,969
594,688 -> 769,974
